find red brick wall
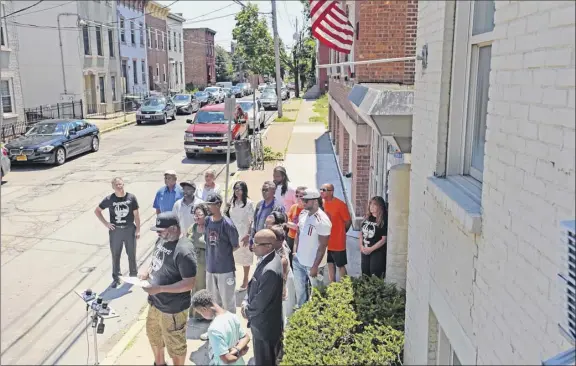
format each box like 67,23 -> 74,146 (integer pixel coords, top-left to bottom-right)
183,28 -> 215,88
354,0 -> 417,85
334,113 -> 340,155
328,79 -> 358,123
342,128 -> 350,173
338,122 -> 346,171
146,14 -> 169,91
351,142 -> 371,216
318,43 -> 330,92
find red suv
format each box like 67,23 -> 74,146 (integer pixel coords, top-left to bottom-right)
184,104 -> 248,159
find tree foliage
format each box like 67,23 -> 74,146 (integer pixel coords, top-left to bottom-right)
215,45 -> 233,82
232,3 -> 275,76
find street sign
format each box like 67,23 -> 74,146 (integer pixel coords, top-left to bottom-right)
224,97 -> 236,120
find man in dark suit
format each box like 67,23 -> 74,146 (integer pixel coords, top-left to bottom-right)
241,229 -> 283,365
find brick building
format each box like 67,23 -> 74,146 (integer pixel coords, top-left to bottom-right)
183,28 -> 216,89
404,1 -> 575,365
145,1 -> 169,93
327,0 -> 417,226
316,41 -> 329,93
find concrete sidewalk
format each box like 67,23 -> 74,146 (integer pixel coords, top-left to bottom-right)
89,113 -> 137,133
105,97 -> 362,364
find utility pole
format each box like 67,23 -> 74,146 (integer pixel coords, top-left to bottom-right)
293,17 -> 300,99
271,0 -> 283,117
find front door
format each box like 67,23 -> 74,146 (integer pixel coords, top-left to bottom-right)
84,75 -> 97,114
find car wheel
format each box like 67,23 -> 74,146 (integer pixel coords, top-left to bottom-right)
137,120 -> 142,125
186,152 -> 196,159
54,147 -> 66,166
163,114 -> 168,124
91,136 -> 100,152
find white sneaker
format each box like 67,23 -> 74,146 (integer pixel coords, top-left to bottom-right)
200,332 -> 208,341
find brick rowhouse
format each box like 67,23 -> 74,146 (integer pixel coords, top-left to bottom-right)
183,28 -> 216,89
327,0 -> 417,219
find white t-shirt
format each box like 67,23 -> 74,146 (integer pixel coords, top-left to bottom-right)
295,209 -> 332,268
172,197 -> 203,233
196,184 -> 222,201
275,184 -> 297,213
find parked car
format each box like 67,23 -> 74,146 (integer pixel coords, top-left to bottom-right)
260,90 -> 278,110
257,83 -> 268,92
216,81 -> 233,89
237,83 -> 252,96
237,100 -> 266,130
5,119 -> 100,166
123,94 -> 146,111
231,86 -> 243,98
280,87 -> 289,100
1,145 -> 11,179
136,97 -> 176,125
184,104 -> 248,159
222,88 -> 233,98
205,87 -> 225,103
172,94 -> 200,115
194,91 -> 214,106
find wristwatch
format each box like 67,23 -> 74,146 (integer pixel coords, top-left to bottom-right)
231,347 -> 240,356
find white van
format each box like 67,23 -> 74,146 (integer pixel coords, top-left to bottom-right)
216,82 -> 233,89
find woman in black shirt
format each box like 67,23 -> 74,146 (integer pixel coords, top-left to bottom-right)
359,196 -> 388,278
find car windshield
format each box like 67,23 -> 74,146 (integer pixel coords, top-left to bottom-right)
205,87 -> 218,93
143,98 -> 165,106
223,88 -> 231,92
195,92 -> 207,97
195,111 -> 226,123
262,92 -> 276,99
173,94 -> 190,101
25,123 -> 67,136
238,102 -> 254,112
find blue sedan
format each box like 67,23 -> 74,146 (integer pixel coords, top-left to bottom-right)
5,119 -> 100,166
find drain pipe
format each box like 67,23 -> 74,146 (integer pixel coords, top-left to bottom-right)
58,13 -> 84,95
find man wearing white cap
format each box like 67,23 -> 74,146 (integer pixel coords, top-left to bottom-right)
292,188 -> 332,308
153,170 -> 184,215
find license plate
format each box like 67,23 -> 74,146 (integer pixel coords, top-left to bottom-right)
203,147 -> 213,153
144,115 -> 151,119
16,155 -> 27,161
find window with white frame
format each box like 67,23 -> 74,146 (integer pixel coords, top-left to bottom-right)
108,29 -> 115,57
161,31 -> 165,50
178,33 -> 182,52
139,22 -> 144,46
168,30 -> 172,51
156,63 -> 159,79
1,4 -> 7,47
163,64 -> 166,82
147,27 -> 151,48
1,79 -> 14,114
95,26 -> 103,56
446,0 -> 494,183
130,21 -> 135,45
82,25 -> 91,55
437,327 -> 462,365
133,60 -> 138,84
99,76 -> 106,103
155,29 -> 159,49
142,60 -> 146,84
111,75 -> 117,101
120,17 -> 126,43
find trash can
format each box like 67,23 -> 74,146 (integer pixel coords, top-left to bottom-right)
234,139 -> 252,169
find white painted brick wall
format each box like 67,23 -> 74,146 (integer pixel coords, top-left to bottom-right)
2,0 -> 25,122
405,0 -> 575,365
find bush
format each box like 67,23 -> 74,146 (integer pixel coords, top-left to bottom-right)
262,146 -> 283,161
281,276 -> 405,366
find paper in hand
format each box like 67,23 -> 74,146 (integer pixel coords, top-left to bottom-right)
119,276 -> 151,287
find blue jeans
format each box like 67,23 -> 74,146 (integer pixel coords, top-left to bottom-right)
292,256 -> 325,308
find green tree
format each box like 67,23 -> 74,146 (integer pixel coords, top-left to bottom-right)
232,3 -> 275,76
215,45 -> 233,82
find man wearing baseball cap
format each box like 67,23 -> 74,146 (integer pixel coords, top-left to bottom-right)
139,212 -> 197,366
172,180 -> 203,233
292,188 -> 332,307
153,170 -> 184,215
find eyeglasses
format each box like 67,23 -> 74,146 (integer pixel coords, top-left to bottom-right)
253,242 -> 273,247
319,188 -> 333,192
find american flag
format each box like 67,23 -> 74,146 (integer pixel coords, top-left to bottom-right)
310,0 -> 354,54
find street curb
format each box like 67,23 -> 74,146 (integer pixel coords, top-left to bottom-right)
100,119 -> 137,134
101,303 -> 148,365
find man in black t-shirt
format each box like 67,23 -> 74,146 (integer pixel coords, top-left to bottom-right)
95,177 -> 141,288
140,212 -> 197,366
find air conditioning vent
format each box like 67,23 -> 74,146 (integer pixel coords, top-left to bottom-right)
559,220 -> 576,343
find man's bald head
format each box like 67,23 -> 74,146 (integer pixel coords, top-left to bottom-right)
253,229 -> 276,256
321,183 -> 335,199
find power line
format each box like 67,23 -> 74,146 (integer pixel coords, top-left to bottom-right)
4,1 -> 75,19
184,3 -> 234,22
1,0 -> 45,19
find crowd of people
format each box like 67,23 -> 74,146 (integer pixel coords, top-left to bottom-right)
94,166 -> 389,366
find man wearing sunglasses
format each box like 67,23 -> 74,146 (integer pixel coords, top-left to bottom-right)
292,189 -> 332,307
320,183 -> 352,283
241,229 -> 283,366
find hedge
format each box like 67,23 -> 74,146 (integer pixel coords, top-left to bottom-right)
281,276 -> 406,366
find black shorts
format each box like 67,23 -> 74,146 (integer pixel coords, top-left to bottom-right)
327,250 -> 347,267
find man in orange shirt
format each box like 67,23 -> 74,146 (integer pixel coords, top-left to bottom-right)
320,183 -> 352,283
285,186 -> 307,268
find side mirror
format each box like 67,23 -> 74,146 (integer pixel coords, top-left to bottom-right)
69,130 -> 76,136
186,119 -> 193,124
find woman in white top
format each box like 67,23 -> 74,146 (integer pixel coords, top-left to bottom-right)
225,181 -> 255,291
273,166 -> 297,212
196,168 -> 222,201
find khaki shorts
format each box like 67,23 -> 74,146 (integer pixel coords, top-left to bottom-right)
146,305 -> 188,358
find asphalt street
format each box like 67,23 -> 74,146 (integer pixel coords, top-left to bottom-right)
0,95 -> 276,365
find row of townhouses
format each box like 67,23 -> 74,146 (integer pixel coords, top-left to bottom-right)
0,0 -> 216,123
322,0 -> 575,364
